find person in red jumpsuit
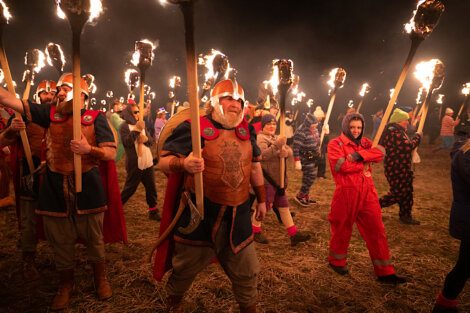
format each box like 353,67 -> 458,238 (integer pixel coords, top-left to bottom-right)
326,113 -> 406,284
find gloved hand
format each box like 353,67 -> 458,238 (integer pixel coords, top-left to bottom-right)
323,123 -> 330,135
279,146 -> 289,158
347,152 -> 361,162
415,131 -> 423,137
295,160 -> 302,170
135,120 -> 145,132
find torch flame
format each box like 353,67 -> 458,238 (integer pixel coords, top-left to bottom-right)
200,49 -> 230,82
461,83 -> 470,96
416,87 -> 425,104
359,83 -> 370,97
0,0 -> 12,23
306,99 -> 314,108
436,94 -> 444,104
45,43 -> 66,71
169,75 -> 181,89
405,0 -> 426,34
124,69 -> 140,89
347,100 -> 354,108
327,67 -> 346,94
22,70 -> 30,83
264,59 -> 280,96
55,0 -> 103,22
131,39 -> 156,67
404,0 -> 445,38
106,90 -> 113,98
414,58 -> 444,91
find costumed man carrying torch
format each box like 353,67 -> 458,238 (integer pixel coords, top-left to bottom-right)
0,72 -> 122,309
0,80 -> 56,281
156,79 -> 266,313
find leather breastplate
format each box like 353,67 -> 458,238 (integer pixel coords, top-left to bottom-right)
26,122 -> 45,158
46,117 -> 99,174
185,128 -> 252,206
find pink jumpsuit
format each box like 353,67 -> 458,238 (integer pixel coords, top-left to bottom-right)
327,133 -> 395,276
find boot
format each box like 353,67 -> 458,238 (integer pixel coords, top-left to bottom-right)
22,251 -> 40,281
240,304 -> 257,313
51,269 -> 74,311
329,263 -> 349,276
377,274 -> 407,285
432,292 -> 459,313
399,216 -> 421,225
253,232 -> 269,244
93,262 -> 113,300
290,231 -> 311,246
167,295 -> 184,313
148,208 -> 161,221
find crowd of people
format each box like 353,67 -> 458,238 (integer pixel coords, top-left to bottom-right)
0,74 -> 468,312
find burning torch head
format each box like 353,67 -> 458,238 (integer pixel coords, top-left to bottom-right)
430,60 -> 445,91
0,0 -> 12,26
275,59 -> 293,86
334,68 -> 347,88
46,43 -> 66,72
125,69 -> 140,91
212,53 -> 229,77
25,49 -> 46,73
410,0 -> 445,39
133,40 -> 155,70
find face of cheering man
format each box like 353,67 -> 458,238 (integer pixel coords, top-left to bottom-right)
217,96 -> 243,128
38,90 -> 56,105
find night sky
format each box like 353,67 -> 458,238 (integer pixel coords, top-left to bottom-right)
4,0 -> 470,123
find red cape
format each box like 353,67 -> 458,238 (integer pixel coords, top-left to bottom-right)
152,172 -> 184,281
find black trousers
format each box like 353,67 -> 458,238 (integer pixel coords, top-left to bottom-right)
442,240 -> 470,300
121,165 -> 157,208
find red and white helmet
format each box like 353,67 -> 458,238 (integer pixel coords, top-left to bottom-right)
210,79 -> 245,108
34,80 -> 57,102
57,72 -> 89,98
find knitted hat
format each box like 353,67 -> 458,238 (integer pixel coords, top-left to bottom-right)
445,107 -> 454,114
304,113 -> 318,127
261,114 -> 276,128
389,108 -> 410,124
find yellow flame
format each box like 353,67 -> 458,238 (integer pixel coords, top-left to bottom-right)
0,0 -> 12,23
124,69 -> 139,87
90,83 -> 97,94
265,59 -> 280,96
22,70 -> 30,83
89,0 -> 103,22
169,75 -> 180,89
416,86 -> 425,104
414,59 -> 441,91
436,94 -> 444,104
106,90 -> 113,97
462,82 -> 470,96
359,83 -> 370,97
201,49 -> 230,82
34,50 -> 46,73
327,67 -> 345,93
404,0 -> 426,33
296,91 -> 306,102
306,99 -> 314,108
347,100 -> 354,108
390,88 -> 395,98
45,43 -> 66,70
131,39 -> 156,67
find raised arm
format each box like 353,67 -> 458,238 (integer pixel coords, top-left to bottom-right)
0,86 -> 25,113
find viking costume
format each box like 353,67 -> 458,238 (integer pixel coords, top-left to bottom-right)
327,113 -> 405,284
154,80 -> 264,312
20,73 -> 126,310
379,108 -> 421,224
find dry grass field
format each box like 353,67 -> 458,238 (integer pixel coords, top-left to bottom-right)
0,143 -> 468,312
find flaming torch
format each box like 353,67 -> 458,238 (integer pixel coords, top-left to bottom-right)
356,83 -> 370,113
22,49 -> 46,100
372,0 -> 444,146
199,49 -> 230,102
131,39 -> 156,122
56,0 -> 103,192
0,1 -> 35,173
272,59 -> 293,189
457,83 -> 470,120
45,42 -> 66,75
124,68 -> 140,95
414,59 -> 445,134
160,0 -> 204,226
169,75 -> 181,116
320,67 -> 346,148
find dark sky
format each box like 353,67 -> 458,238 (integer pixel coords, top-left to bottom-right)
4,0 -> 470,119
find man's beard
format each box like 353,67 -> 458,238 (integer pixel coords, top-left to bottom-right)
212,106 -> 243,129
56,99 -> 73,115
